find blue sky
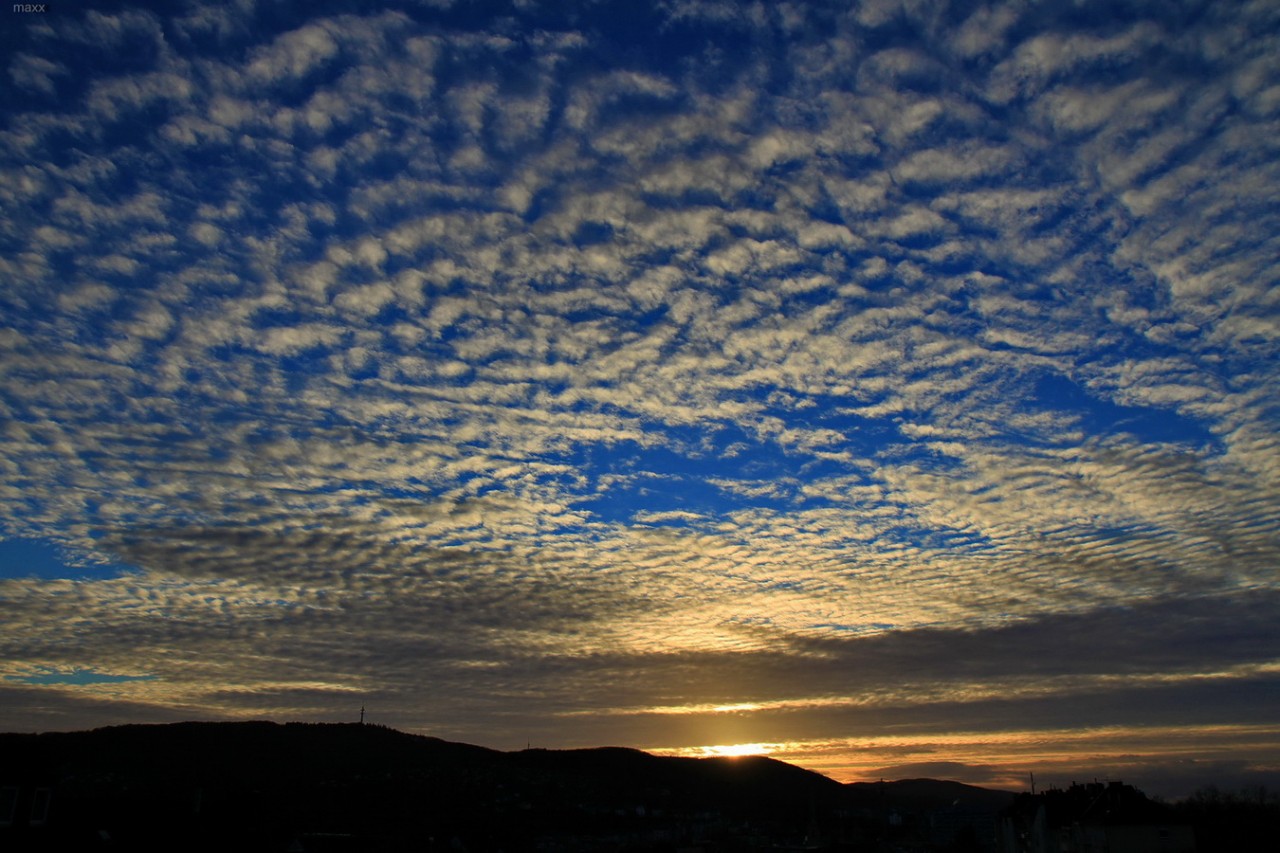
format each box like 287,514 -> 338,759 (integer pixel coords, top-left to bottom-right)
2,0 -> 1278,797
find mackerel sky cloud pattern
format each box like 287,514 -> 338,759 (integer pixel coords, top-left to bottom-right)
2,0 -> 1278,797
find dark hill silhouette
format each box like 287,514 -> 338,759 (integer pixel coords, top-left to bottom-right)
845,777 -> 1017,813
1,721 -> 859,852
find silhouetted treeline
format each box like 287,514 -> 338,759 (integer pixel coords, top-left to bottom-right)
1171,785 -> 1280,852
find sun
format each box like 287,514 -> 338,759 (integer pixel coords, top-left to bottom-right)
699,743 -> 773,758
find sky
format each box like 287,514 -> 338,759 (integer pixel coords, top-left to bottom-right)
1,0 -> 1278,799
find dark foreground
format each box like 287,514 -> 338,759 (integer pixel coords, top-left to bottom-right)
1,722 -> 1274,851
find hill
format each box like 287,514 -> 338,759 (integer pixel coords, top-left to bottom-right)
1,721 -> 853,851
845,777 -> 1017,813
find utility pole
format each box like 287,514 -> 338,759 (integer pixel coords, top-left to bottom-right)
360,705 -> 365,725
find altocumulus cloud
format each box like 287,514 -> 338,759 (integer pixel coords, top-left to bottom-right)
1,0 -> 1278,798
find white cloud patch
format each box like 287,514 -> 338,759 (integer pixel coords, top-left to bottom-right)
0,0 -> 1277,794
247,23 -> 341,83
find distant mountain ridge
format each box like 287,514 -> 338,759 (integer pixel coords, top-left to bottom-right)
0,721 -> 1014,851
845,777 -> 1018,813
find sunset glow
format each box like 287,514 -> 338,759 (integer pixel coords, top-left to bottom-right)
656,743 -> 778,759
2,0 -> 1278,801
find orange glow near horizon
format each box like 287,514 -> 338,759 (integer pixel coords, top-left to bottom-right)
653,742 -> 777,758
643,722 -> 1280,792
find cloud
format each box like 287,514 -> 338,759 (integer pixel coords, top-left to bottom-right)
865,760 -> 1012,786
247,23 -> 341,84
0,0 -> 1277,795
8,53 -> 68,96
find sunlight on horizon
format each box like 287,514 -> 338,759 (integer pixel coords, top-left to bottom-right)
654,742 -> 777,759
2,0 -> 1277,803
641,721 -> 1280,795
